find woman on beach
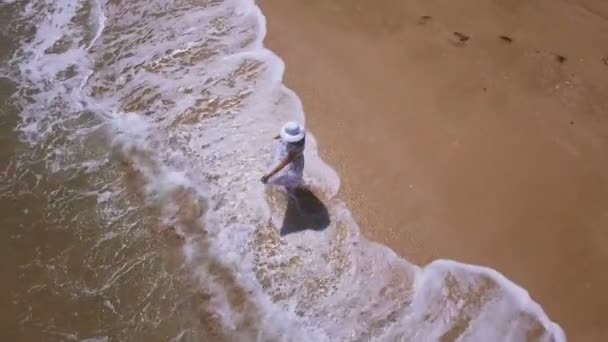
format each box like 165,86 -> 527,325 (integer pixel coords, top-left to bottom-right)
261,121 -> 306,191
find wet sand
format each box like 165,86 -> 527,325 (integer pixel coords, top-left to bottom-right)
259,0 -> 608,340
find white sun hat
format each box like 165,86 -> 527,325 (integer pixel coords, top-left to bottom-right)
280,121 -> 306,143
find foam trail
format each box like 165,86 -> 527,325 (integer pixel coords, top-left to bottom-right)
87,0 -> 106,50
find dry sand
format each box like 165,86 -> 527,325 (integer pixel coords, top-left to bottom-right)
258,0 -> 608,340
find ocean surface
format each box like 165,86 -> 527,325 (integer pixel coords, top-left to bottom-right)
0,0 -> 566,340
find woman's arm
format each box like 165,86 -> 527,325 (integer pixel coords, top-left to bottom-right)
261,152 -> 296,183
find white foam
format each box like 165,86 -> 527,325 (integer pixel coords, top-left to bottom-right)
169,330 -> 188,342
102,299 -> 117,314
87,0 -> 106,51
80,337 -> 108,342
96,190 -> 112,203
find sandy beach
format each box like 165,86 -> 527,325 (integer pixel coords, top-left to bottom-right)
259,0 -> 608,340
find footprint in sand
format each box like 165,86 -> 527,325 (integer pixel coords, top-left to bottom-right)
450,32 -> 470,46
554,54 -> 567,64
418,15 -> 432,25
499,35 -> 513,44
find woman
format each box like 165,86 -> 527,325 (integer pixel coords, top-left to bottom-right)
261,121 -> 306,192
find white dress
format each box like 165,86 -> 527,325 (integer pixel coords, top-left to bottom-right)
269,139 -> 305,189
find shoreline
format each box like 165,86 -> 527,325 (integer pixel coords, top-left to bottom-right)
258,0 -> 608,340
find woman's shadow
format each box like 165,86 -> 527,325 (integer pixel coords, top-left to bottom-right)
280,187 -> 330,236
